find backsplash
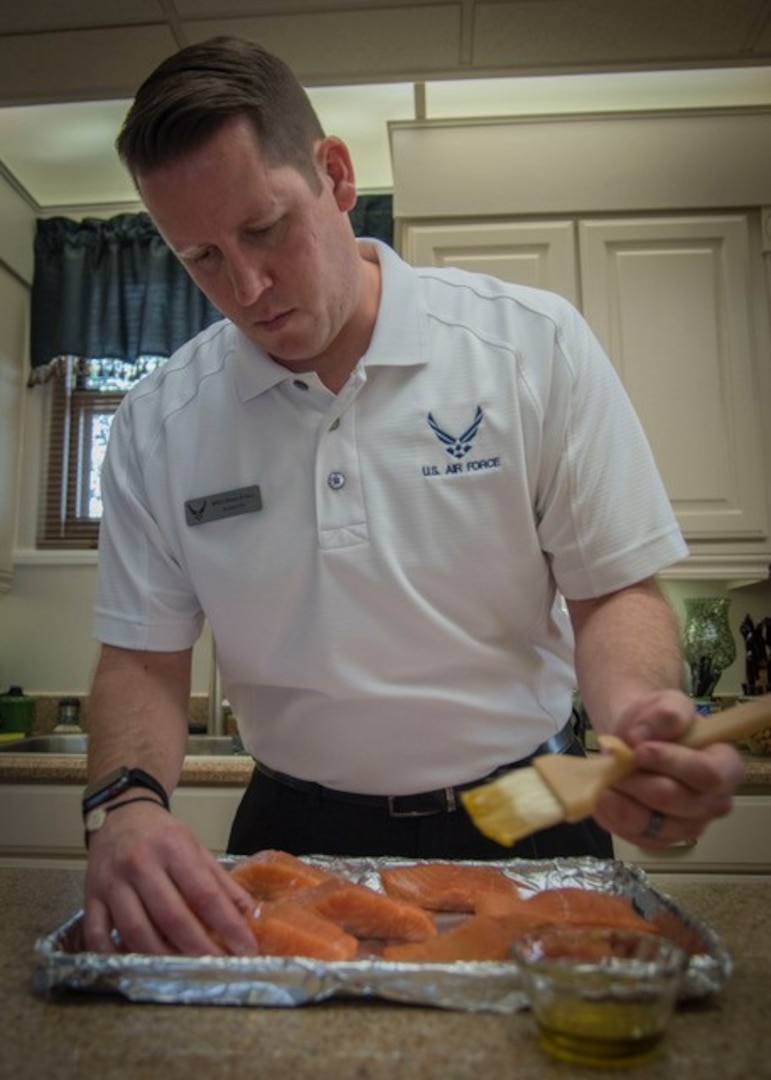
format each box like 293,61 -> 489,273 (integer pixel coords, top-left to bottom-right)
25,694 -> 219,736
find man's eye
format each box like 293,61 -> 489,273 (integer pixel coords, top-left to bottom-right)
247,220 -> 280,242
188,248 -> 220,271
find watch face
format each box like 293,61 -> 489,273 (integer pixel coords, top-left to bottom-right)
82,766 -> 130,807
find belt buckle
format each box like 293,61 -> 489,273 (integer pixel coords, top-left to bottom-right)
387,788 -> 457,818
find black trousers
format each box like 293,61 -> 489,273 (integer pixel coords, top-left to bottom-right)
227,743 -> 613,862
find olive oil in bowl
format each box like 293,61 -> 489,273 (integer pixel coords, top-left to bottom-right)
512,926 -> 687,1068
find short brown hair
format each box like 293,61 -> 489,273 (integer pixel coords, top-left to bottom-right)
116,36 -> 325,189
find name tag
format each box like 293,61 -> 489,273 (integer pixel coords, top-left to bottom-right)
184,485 -> 262,526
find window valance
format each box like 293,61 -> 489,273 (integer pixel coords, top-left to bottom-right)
29,212 -> 220,385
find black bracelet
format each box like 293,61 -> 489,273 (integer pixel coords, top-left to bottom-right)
84,795 -> 168,848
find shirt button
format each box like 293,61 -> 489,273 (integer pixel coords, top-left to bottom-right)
329,417 -> 341,431
293,379 -> 309,390
327,471 -> 346,490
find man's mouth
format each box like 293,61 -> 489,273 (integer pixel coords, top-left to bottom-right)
257,309 -> 293,332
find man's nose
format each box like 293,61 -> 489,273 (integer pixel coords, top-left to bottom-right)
226,254 -> 271,307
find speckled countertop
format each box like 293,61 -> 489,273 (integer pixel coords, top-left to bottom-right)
0,748 -> 254,786
1,867 -> 769,1080
1,748 -> 769,790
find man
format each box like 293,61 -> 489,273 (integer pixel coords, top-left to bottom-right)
82,37 -> 744,957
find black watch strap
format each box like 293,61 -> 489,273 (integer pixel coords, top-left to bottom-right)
82,766 -> 170,817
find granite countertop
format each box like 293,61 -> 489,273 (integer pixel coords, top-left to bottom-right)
0,749 -> 254,786
1,867 -> 769,1080
1,748 -> 769,790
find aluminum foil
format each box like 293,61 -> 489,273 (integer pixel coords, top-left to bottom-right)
33,855 -> 731,1012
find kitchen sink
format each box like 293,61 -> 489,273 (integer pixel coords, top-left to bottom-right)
0,733 -> 246,756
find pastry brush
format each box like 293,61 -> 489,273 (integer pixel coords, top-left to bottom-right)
460,694 -> 771,846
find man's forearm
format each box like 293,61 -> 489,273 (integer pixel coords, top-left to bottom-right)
566,577 -> 686,736
87,644 -> 193,794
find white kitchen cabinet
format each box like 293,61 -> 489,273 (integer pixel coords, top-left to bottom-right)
401,219 -> 579,306
399,212 -> 771,582
613,794 -> 771,875
0,783 -> 244,867
579,214 -> 767,545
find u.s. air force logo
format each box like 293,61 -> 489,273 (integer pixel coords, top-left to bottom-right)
422,405 -> 501,477
427,405 -> 484,459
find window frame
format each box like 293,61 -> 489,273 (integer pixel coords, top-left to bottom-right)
40,363 -> 124,549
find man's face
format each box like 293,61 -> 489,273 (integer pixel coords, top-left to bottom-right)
137,116 -> 369,383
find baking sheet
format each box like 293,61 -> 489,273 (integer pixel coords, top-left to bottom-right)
33,855 -> 732,1012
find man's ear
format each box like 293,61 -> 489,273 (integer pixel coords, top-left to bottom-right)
316,136 -> 357,212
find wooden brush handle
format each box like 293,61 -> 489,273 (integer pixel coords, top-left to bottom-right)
678,694 -> 771,750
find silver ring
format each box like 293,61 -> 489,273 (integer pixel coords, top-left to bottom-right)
642,810 -> 665,839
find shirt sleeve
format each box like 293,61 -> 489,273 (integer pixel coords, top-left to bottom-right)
92,393 -> 205,651
533,298 -> 688,599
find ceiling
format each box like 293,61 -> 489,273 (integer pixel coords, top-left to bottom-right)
1,0 -> 771,210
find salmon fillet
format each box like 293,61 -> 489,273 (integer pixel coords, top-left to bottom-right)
384,886 -> 653,962
230,849 -> 333,900
473,890 -> 530,918
380,862 -> 522,913
247,901 -> 358,961
383,910 -> 549,962
522,887 -> 651,932
287,879 -> 437,942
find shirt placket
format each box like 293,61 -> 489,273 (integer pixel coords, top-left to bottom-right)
315,370 -> 368,551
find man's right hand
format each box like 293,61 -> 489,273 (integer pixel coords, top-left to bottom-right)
83,799 -> 258,956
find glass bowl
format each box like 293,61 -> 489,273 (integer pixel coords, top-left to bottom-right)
511,925 -> 688,1068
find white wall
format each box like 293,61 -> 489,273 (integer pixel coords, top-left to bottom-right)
0,555 -> 214,696
1,552 -> 769,699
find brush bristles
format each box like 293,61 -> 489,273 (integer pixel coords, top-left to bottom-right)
460,768 -> 565,846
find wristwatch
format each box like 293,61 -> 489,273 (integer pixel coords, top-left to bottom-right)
82,766 -> 170,817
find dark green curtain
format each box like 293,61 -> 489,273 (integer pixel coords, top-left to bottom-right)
349,194 -> 393,247
29,196 -> 394,384
29,213 -> 221,382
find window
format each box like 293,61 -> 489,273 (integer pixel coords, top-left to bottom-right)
41,357 -> 162,548
29,212 -> 223,550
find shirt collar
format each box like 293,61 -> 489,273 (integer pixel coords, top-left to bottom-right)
229,238 -> 426,402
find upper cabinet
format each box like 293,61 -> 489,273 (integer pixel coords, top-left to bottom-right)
578,214 -> 767,544
392,110 -> 771,585
403,220 -> 580,306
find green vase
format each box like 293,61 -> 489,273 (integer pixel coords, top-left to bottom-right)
682,598 -> 736,698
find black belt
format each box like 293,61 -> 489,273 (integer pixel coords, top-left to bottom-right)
253,719 -> 579,819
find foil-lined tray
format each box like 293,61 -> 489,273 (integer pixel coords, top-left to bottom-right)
33,855 -> 732,1012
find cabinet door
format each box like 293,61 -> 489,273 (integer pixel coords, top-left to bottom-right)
613,794 -> 771,873
399,220 -> 579,304
579,215 -> 768,542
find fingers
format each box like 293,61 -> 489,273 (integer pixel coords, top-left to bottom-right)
83,808 -> 258,957
164,854 -> 259,956
594,742 -> 743,848
83,896 -> 119,955
630,740 -> 745,801
616,689 -> 697,746
594,785 -> 730,848
595,690 -> 747,848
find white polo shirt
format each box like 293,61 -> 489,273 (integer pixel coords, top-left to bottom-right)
94,240 -> 687,794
